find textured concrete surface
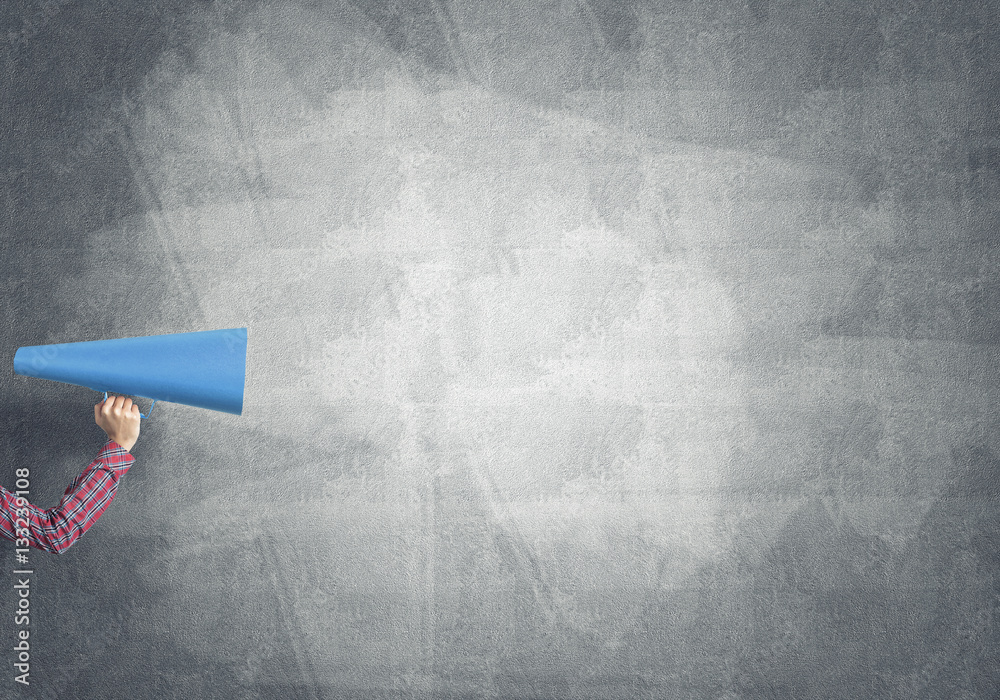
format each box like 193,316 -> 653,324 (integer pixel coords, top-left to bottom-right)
2,1 -> 999,697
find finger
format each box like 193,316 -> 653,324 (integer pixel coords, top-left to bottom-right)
113,395 -> 126,412
123,398 -> 133,412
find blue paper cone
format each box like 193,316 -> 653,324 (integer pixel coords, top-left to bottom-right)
13,328 -> 247,415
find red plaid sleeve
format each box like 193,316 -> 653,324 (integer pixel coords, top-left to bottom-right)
0,440 -> 135,554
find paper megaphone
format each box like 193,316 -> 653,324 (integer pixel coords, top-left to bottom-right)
13,328 -> 247,417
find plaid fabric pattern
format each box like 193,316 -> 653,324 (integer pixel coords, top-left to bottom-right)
0,440 -> 134,554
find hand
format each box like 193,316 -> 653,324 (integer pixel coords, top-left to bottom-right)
94,395 -> 141,453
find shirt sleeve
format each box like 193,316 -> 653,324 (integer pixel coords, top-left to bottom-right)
0,440 -> 135,555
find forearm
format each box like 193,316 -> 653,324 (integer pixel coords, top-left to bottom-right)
0,440 -> 134,554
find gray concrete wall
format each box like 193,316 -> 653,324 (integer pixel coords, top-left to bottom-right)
2,1 -> 999,697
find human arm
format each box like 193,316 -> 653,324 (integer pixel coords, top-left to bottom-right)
0,395 -> 140,553
0,440 -> 134,554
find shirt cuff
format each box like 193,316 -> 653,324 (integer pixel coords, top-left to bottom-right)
96,439 -> 135,477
